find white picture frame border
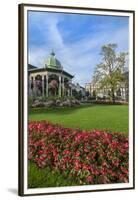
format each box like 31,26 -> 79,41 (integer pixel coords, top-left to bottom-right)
18,3 -> 135,196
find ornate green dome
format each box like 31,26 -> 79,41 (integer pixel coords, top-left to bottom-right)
45,51 -> 63,70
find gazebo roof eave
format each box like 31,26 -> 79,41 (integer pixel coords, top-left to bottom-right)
28,66 -> 74,79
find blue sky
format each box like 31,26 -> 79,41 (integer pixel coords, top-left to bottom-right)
28,11 -> 129,86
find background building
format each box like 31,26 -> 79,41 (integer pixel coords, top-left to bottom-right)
85,71 -> 129,101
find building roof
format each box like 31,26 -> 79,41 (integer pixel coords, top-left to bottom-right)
28,64 -> 37,70
45,51 -> 63,70
28,66 -> 74,79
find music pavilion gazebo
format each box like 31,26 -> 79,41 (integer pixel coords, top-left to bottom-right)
28,51 -> 74,98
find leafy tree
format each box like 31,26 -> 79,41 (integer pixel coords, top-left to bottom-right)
94,44 -> 128,102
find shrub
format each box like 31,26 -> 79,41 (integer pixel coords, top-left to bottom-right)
28,97 -> 34,108
93,100 -> 128,105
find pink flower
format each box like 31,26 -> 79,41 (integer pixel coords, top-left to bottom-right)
63,150 -> 70,155
74,151 -> 80,157
74,160 -> 81,170
38,150 -> 44,155
86,175 -> 93,183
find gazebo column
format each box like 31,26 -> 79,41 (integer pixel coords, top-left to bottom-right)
42,75 -> 45,97
70,80 -> 72,97
33,77 -> 37,97
46,75 -> 49,97
30,77 -> 34,97
70,87 -> 72,97
30,79 -> 33,97
28,77 -> 31,96
58,76 -> 61,97
62,77 -> 64,97
68,89 -> 70,97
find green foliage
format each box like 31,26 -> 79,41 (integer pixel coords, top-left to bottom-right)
72,90 -> 83,100
28,162 -> 78,188
28,96 -> 34,108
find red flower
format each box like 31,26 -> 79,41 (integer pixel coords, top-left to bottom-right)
86,175 -> 93,183
38,150 -> 44,155
74,160 -> 81,170
121,166 -> 128,174
74,151 -> 80,157
63,150 -> 70,155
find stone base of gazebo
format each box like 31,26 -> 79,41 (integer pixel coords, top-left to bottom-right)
31,97 -> 80,108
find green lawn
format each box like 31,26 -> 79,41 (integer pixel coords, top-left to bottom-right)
29,104 -> 128,133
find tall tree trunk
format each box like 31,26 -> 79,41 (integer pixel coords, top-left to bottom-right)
111,88 -> 115,103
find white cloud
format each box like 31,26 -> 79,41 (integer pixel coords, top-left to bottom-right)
28,13 -> 129,86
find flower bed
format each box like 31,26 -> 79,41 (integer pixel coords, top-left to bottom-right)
28,121 -> 129,185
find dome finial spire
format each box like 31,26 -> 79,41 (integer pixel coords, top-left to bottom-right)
51,49 -> 55,56
45,50 -> 62,70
